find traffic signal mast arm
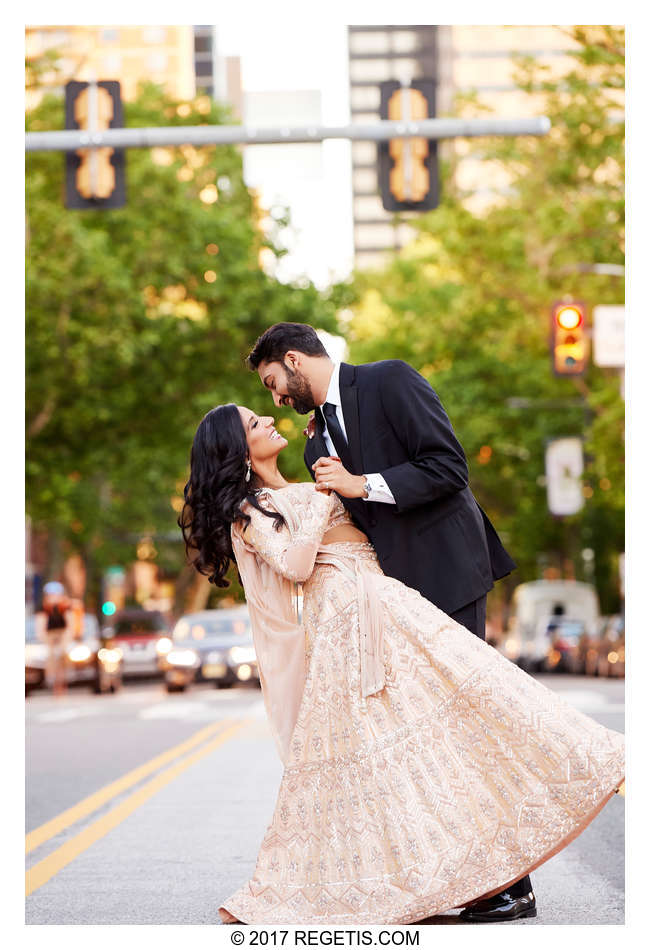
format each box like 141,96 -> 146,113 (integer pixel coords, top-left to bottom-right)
26,116 -> 551,152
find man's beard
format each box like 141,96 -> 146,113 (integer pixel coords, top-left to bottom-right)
284,364 -> 317,415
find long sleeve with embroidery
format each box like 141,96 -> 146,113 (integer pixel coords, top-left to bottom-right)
242,484 -> 336,583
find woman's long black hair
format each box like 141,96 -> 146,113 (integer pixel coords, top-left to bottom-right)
179,403 -> 285,587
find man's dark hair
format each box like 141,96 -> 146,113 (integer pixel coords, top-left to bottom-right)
246,322 -> 328,370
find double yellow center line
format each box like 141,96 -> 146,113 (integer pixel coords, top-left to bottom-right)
26,717 -> 251,896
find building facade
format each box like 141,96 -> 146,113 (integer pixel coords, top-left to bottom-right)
26,25 -> 243,114
26,26 -> 197,108
347,25 -> 586,270
347,25 -> 439,272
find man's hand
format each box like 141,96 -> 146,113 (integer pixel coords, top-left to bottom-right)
313,457 -> 368,499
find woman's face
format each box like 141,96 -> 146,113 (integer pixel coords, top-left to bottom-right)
237,406 -> 288,472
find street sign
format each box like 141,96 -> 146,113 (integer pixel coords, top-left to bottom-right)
545,437 -> 584,516
593,305 -> 625,368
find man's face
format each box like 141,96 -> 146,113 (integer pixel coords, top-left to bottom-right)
258,358 -> 317,415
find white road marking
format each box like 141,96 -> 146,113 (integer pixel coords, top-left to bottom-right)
138,697 -> 266,721
139,701 -> 210,720
553,689 -> 625,713
35,707 -> 98,724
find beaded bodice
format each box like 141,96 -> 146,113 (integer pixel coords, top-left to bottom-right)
325,492 -> 355,530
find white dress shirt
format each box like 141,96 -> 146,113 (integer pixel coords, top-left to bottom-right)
319,363 -> 396,505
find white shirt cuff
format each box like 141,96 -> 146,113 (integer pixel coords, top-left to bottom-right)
363,473 -> 396,504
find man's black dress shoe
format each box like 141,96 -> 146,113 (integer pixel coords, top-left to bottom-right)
459,889 -> 537,922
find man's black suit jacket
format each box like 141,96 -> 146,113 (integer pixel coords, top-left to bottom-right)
303,360 -> 516,616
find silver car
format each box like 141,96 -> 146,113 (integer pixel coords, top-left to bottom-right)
163,606 -> 258,692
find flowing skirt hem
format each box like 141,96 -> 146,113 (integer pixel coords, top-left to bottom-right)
217,770 -> 625,926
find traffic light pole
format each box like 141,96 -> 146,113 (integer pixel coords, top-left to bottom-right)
25,116 -> 550,152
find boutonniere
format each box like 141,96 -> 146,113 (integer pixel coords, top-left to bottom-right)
303,414 -> 316,439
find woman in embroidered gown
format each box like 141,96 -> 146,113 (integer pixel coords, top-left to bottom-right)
179,404 -> 625,926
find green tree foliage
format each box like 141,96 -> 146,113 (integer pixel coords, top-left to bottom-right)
342,26 -> 624,612
26,79 -> 336,603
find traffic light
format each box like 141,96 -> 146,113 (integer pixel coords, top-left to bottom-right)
64,80 -> 126,209
551,301 -> 588,375
378,79 -> 438,212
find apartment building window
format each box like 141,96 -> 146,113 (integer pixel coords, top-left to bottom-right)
147,52 -> 168,73
391,31 -> 420,53
194,34 -> 212,54
348,32 -> 390,55
349,86 -> 381,111
100,28 -> 120,44
103,54 -> 122,74
142,26 -> 167,44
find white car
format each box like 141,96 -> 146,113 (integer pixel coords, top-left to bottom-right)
25,613 -> 123,694
101,609 -> 172,679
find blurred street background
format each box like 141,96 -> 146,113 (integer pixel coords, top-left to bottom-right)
25,21 -> 625,925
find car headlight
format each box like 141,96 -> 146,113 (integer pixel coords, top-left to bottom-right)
68,644 -> 92,663
229,645 -> 256,664
166,648 -> 200,668
25,644 -> 49,664
156,637 -> 173,655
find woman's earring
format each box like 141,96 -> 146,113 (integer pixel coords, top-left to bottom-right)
245,458 -> 252,483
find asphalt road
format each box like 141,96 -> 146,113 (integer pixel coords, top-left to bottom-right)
25,674 -> 625,926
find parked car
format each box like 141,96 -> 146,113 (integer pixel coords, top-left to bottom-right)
541,617 -> 592,673
25,613 -> 123,695
101,609 -> 172,679
589,615 -> 625,678
163,606 -> 258,692
500,580 -> 600,673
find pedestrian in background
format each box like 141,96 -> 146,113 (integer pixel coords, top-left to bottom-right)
35,581 -> 72,696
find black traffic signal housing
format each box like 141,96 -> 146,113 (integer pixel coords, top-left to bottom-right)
551,301 -> 589,376
378,79 -> 438,213
64,80 -> 126,209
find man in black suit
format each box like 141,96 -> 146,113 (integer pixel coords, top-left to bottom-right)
247,322 -> 536,923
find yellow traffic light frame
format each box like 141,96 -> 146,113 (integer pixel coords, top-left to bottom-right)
64,80 -> 126,210
378,79 -> 438,213
551,300 -> 589,376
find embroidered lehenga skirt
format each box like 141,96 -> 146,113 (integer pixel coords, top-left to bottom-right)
218,541 -> 625,925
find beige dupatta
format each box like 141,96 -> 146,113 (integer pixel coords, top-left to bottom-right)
230,489 -> 308,765
231,484 -> 387,765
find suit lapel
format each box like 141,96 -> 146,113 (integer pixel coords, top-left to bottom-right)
304,412 -> 329,476
338,363 -> 364,475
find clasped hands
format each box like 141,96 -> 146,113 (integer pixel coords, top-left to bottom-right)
313,456 -> 368,499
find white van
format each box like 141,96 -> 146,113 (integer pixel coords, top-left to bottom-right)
502,580 -> 600,672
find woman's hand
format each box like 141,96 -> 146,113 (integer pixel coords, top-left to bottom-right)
313,457 -> 368,498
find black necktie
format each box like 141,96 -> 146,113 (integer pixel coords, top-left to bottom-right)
321,402 -> 353,470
